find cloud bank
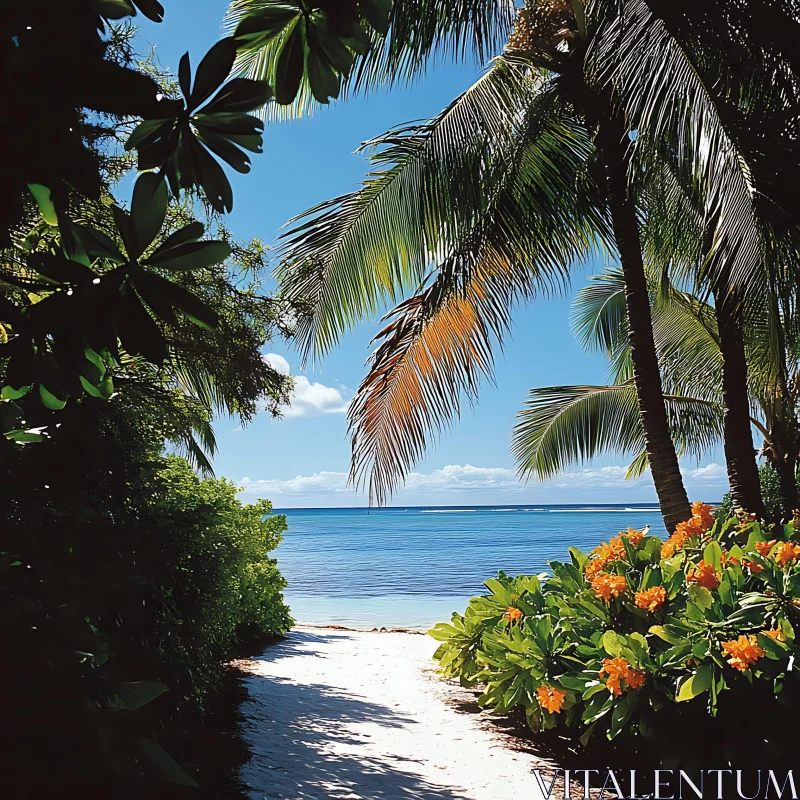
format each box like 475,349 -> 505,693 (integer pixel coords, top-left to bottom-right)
238,462 -> 730,507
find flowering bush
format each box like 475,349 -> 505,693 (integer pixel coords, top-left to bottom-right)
429,504 -> 800,764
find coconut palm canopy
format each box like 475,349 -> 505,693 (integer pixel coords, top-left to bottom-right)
227,0 -> 800,523
260,0 -> 800,521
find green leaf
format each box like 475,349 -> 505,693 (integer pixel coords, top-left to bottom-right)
108,680 -> 168,711
306,47 -> 341,104
178,52 -> 192,100
156,222 -> 206,254
234,5 -> 300,44
133,738 -> 199,787
68,224 -> 126,263
146,240 -> 231,271
274,19 -> 306,105
1,385 -> 30,401
137,274 -> 219,330
204,78 -> 273,113
195,128 -> 253,173
28,253 -> 95,285
4,428 -> 44,444
192,140 -> 235,214
676,662 -> 713,702
39,385 -> 66,410
704,540 -> 723,573
79,375 -> 106,399
190,38 -> 237,110
688,584 -> 714,610
757,633 -> 789,660
602,631 -> 624,658
92,0 -> 136,19
649,625 -> 682,645
484,578 -> 511,604
27,184 -> 58,226
609,693 -> 633,739
130,172 -> 168,257
115,292 -> 167,364
314,25 -> 355,75
126,118 -> 173,153
359,0 -> 391,35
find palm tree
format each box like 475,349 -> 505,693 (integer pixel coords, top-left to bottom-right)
249,0 -> 796,530
515,267 -> 800,518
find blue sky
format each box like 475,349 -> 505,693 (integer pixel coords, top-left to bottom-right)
136,1 -> 728,507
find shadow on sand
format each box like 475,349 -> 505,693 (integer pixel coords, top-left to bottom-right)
238,631 -> 471,800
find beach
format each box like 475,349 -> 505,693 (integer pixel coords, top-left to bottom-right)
235,626 -> 559,800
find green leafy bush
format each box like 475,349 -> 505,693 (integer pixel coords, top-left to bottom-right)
430,504 -> 800,766
139,456 -> 293,712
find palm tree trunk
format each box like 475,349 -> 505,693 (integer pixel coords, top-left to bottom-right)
713,286 -> 765,517
773,456 -> 798,518
596,116 -> 691,532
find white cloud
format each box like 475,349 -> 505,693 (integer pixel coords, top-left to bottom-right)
684,463 -> 728,484
262,353 -> 351,418
237,460 -> 731,507
263,352 -> 290,375
284,376 -> 350,417
239,471 -> 349,497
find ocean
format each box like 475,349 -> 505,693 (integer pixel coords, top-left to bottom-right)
272,504 -> 666,630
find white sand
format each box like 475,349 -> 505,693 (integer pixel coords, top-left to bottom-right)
236,626 -> 556,800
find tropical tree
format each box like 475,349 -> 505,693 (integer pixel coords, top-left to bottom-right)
514,267 -> 800,519
268,0 -> 799,530
271,1 -> 688,523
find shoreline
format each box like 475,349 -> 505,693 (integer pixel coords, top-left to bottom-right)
296,621 -> 429,634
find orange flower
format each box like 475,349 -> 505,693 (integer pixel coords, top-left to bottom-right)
774,542 -> 800,567
661,504 -> 714,560
756,540 -> 778,557
720,551 -> 739,567
590,573 -> 627,602
592,541 -> 615,563
721,635 -> 764,672
585,558 -> 605,578
765,628 -> 787,643
608,536 -> 627,559
661,525 -> 692,559
742,558 -> 764,574
691,501 -> 715,531
687,560 -> 720,590
625,668 -> 647,690
634,585 -> 667,613
536,685 -> 567,714
503,607 -> 523,623
624,527 -> 645,546
661,538 -> 679,559
599,657 -> 645,695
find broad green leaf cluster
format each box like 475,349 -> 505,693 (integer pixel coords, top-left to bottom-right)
430,507 -> 800,765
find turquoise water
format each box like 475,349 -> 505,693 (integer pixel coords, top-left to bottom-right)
273,504 -> 665,630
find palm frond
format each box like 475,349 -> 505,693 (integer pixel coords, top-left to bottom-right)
349,276 -> 498,507
349,0 -> 515,93
570,267 -> 628,355
513,383 -> 644,480
512,382 -> 723,482
347,88 -> 603,504
276,60 -> 552,363
225,0 -> 515,119
589,0 -> 766,296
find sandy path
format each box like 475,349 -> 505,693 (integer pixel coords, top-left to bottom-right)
236,626 -> 550,800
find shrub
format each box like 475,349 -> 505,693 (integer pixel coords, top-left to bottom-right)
138,456 -> 293,712
430,503 -> 800,767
